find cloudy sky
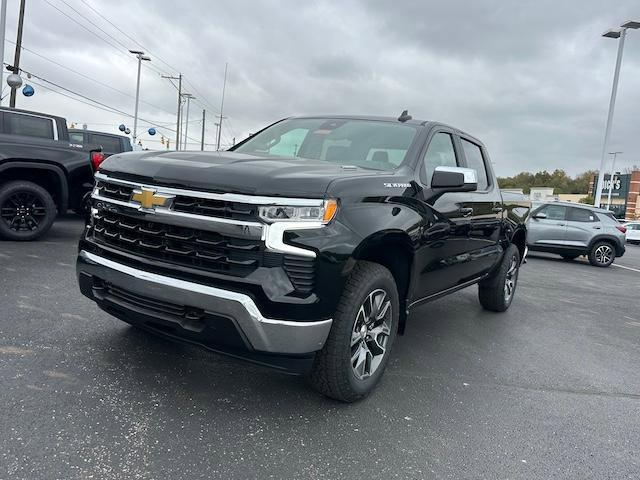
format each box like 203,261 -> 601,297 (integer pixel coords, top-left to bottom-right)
1,0 -> 639,176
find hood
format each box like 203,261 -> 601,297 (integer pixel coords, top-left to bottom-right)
99,150 -> 384,198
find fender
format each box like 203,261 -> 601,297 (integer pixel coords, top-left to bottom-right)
0,161 -> 69,211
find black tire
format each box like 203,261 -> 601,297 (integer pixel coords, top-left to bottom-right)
0,181 -> 56,241
561,254 -> 578,261
588,241 -> 615,268
309,261 -> 399,402
73,191 -> 92,222
478,244 -> 520,312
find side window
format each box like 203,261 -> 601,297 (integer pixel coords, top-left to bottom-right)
69,132 -> 84,144
91,134 -> 123,153
267,128 -> 309,157
4,113 -> 54,139
539,204 -> 567,221
568,207 -> 597,223
461,139 -> 489,190
423,132 -> 457,185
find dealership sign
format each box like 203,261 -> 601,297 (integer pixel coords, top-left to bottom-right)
593,173 -> 631,198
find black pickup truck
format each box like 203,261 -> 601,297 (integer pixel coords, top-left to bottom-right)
77,114 -> 530,401
0,107 -> 104,240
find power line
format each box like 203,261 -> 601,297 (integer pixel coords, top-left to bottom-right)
4,38 -> 175,116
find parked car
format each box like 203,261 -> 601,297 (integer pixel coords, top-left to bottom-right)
77,114 -> 530,402
623,221 -> 640,244
527,202 -> 626,267
0,107 -> 105,241
68,129 -> 132,157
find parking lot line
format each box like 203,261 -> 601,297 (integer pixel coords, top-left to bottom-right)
611,263 -> 640,274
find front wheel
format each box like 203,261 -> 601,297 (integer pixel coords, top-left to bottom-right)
309,261 -> 399,402
478,244 -> 520,312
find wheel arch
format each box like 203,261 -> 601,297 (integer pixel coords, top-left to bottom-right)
350,230 -> 414,334
509,226 -> 527,263
587,234 -> 624,256
0,161 -> 68,211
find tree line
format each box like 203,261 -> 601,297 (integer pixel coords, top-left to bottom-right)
497,169 -> 596,194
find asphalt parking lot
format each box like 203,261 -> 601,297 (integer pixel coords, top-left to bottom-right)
1,217 -> 639,480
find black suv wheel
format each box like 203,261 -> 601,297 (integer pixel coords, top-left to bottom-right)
0,181 -> 56,241
309,261 -> 399,402
588,241 -> 615,267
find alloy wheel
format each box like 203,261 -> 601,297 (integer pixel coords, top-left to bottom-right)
0,191 -> 47,232
504,254 -> 519,302
350,288 -> 392,380
594,244 -> 613,265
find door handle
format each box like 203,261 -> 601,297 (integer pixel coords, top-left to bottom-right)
459,207 -> 474,217
557,223 -> 566,226
593,226 -> 601,230
492,206 -> 503,213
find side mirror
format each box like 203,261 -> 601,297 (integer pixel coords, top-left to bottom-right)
431,166 -> 478,192
532,212 -> 547,219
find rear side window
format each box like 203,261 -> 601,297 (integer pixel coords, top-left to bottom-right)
4,112 -> 54,139
423,132 -> 458,185
90,134 -> 123,153
539,204 -> 567,221
461,139 -> 489,190
568,207 -> 597,222
69,132 -> 84,144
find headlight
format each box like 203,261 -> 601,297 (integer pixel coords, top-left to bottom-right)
259,199 -> 338,224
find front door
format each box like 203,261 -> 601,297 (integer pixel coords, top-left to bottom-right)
528,204 -> 568,247
410,130 -> 473,301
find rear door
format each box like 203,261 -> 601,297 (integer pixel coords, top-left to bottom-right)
89,133 -> 123,156
528,204 -> 568,247
565,207 -> 601,248
457,135 -> 503,277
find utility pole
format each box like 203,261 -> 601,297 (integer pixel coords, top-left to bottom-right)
201,109 -> 206,151
182,93 -> 194,150
9,0 -> 26,108
162,73 -> 182,150
129,50 -> 150,147
606,151 -> 622,211
216,62 -> 228,150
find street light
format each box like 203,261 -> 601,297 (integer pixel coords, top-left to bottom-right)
129,50 -> 151,148
594,20 -> 640,208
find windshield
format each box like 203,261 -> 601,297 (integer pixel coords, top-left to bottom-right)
233,118 -> 418,171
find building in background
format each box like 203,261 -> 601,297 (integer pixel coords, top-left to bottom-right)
588,170 -> 640,220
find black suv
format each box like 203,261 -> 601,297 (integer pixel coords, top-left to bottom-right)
77,114 -> 530,401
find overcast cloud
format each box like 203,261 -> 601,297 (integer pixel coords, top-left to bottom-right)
2,0 -> 639,175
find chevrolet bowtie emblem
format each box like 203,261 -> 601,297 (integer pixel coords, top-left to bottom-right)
131,187 -> 173,211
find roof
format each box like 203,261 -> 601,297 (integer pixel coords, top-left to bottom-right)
0,106 -> 66,122
68,128 -> 129,138
538,200 -> 613,214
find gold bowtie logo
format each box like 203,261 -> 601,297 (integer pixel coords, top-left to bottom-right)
131,188 -> 173,210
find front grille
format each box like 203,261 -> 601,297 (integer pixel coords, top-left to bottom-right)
92,211 -> 269,276
97,181 -> 133,202
173,196 -> 258,222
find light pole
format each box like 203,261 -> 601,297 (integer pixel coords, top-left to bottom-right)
182,93 -> 194,150
594,20 -> 640,208
129,50 -> 151,148
605,151 -> 622,211
161,73 -> 182,151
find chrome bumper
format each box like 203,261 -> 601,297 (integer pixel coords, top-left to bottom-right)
77,250 -> 332,354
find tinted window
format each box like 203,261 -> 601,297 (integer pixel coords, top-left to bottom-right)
568,207 -> 597,222
90,134 -> 123,153
235,118 -> 417,171
4,113 -> 54,139
423,133 -> 457,185
69,132 -> 84,144
461,139 -> 489,190
539,204 -> 567,221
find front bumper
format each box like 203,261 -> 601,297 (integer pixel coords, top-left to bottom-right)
77,250 -> 333,372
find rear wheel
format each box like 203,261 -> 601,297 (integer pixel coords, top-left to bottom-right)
478,244 -> 520,312
309,261 -> 399,402
0,181 -> 56,241
588,241 -> 615,267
